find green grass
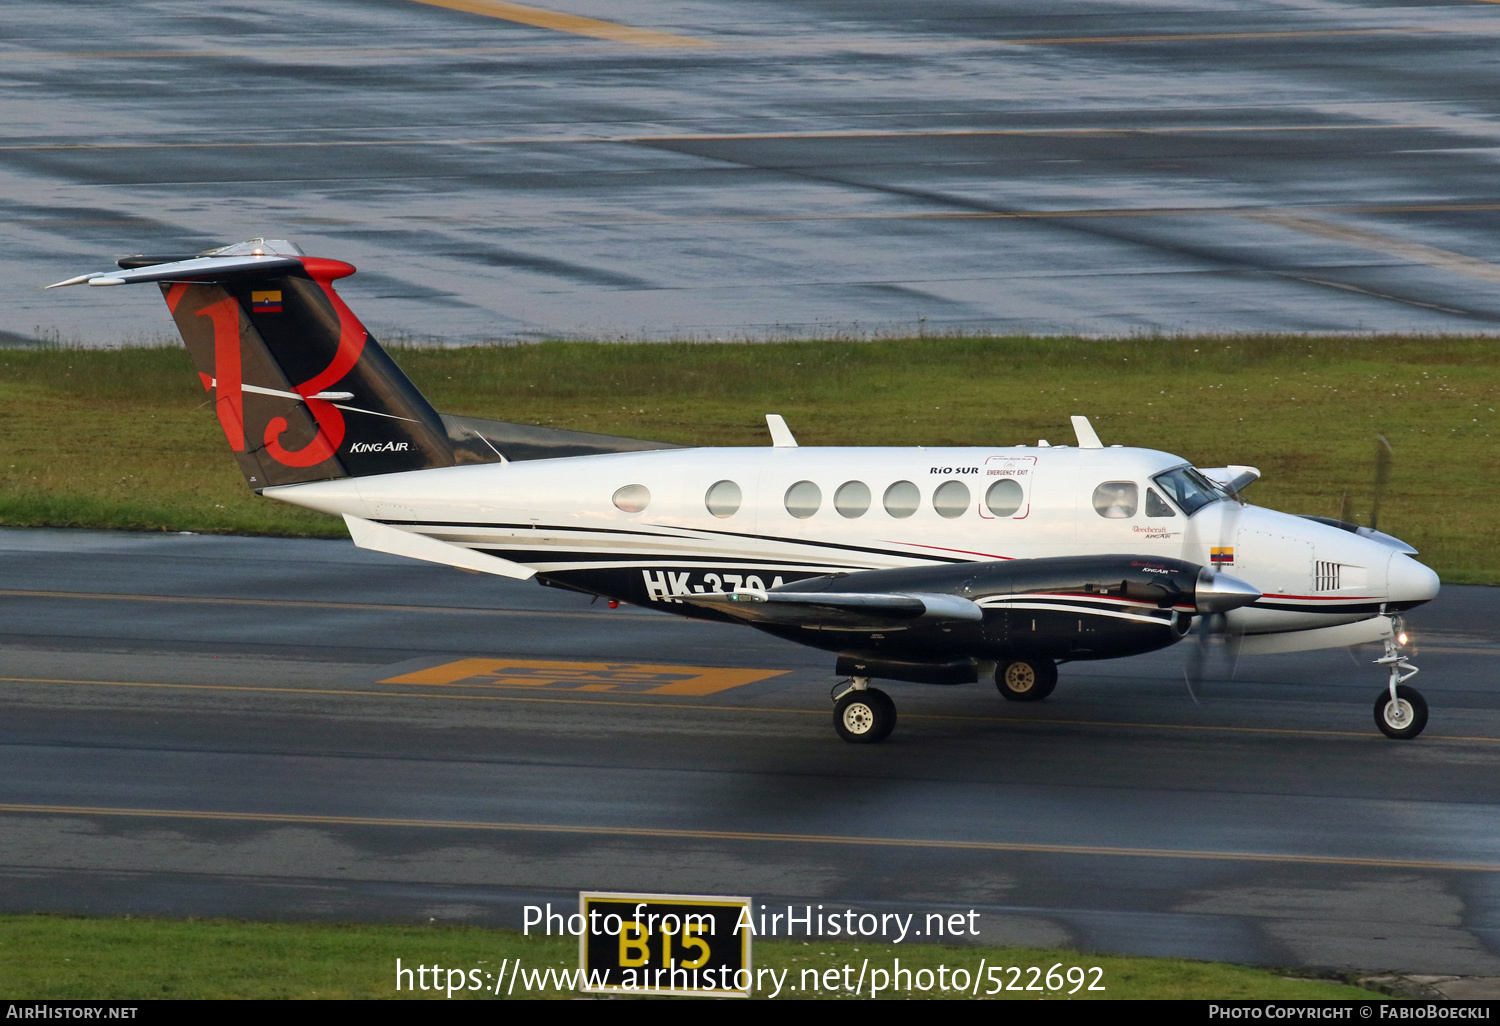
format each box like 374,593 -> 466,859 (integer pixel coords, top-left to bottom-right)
0,914 -> 1378,1000
1,336 -> 1496,581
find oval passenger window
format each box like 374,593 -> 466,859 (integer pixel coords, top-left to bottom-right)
834,480 -> 870,519
985,478 -> 1024,517
1092,481 -> 1138,519
882,480 -> 919,519
705,479 -> 742,518
784,480 -> 821,519
612,484 -> 650,513
933,480 -> 970,519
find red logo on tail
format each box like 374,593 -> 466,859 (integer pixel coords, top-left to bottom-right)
195,276 -> 368,468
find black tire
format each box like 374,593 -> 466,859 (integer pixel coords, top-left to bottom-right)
1374,684 -> 1428,740
996,659 -> 1058,702
834,688 -> 896,743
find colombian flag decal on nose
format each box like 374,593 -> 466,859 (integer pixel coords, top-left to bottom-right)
251,290 -> 283,314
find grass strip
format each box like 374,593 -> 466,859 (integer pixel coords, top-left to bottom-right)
0,336 -> 1495,582
0,914 -> 1376,1000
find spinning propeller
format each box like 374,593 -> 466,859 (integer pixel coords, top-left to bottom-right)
1182,486 -> 1247,698
1339,435 -> 1393,530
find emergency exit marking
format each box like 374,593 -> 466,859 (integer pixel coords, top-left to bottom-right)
381,658 -> 787,695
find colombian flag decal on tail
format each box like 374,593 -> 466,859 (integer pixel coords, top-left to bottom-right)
251,290 -> 283,314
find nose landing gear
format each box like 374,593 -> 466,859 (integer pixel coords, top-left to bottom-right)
1374,621 -> 1426,740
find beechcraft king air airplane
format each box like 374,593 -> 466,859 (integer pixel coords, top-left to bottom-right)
51,239 -> 1442,743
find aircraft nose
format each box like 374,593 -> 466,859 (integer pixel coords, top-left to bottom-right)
1195,568 -> 1262,614
1386,552 -> 1440,609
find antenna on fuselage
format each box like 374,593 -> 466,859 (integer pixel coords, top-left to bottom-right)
1070,416 -> 1103,449
766,414 -> 798,447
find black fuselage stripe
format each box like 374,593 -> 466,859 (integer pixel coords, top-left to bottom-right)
473,548 -> 842,569
376,519 -> 967,564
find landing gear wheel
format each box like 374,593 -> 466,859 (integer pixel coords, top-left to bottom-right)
834,688 -> 896,743
996,659 -> 1058,702
1374,684 -> 1428,740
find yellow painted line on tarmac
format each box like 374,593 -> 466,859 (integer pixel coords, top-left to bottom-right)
640,123 -> 1437,143
1246,211 -> 1500,285
0,588 -> 654,621
0,122 -> 1442,153
406,0 -> 714,47
0,675 -> 812,716
2,801 -> 1497,873
4,675 -> 1499,743
28,201 -> 1500,234
1000,29 -> 1421,46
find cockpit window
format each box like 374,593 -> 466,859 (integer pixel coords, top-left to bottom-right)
1092,481 -> 1138,519
1152,466 -> 1226,517
1145,487 -> 1175,518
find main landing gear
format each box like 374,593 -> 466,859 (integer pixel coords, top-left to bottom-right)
832,677 -> 896,743
1374,624 -> 1427,740
995,658 -> 1058,702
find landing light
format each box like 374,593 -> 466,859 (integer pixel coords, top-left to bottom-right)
1398,632 -> 1409,646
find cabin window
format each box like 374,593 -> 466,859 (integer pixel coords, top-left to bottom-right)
1092,481 -> 1138,519
1145,487 -> 1175,517
984,478 -> 1024,517
933,480 -> 970,519
705,479 -> 742,518
784,480 -> 822,519
882,480 -> 919,519
834,480 -> 871,518
612,484 -> 650,513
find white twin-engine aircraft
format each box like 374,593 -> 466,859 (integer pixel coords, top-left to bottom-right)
52,240 -> 1441,743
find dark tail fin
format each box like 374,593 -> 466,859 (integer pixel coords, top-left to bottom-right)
57,240 -> 456,489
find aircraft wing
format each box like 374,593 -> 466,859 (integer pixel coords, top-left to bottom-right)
681,589 -> 982,630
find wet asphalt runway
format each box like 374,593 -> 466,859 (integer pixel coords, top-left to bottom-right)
2,526 -> 1499,974
8,0 -> 1500,343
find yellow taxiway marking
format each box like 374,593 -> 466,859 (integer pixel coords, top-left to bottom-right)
406,0 -> 713,47
1247,211 -> 1500,286
28,202 -> 1500,235
0,675 -> 805,715
0,588 -> 655,621
382,657 -> 786,695
0,122 -> 1445,153
3,675 -> 1499,743
2,801 -> 1497,873
1002,29 -> 1421,46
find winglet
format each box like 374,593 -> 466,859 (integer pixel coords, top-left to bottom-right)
1071,415 -> 1103,449
766,414 -> 798,447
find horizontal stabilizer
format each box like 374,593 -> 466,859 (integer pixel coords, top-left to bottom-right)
682,589 -> 982,630
343,515 -> 536,581
47,254 -> 303,289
